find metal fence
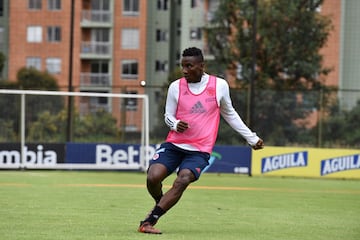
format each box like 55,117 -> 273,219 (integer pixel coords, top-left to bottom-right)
0,86 -> 359,149
0,89 -> 149,146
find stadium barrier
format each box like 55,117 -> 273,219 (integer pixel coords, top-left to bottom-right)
0,143 -> 252,174
1,142 -> 359,179
252,146 -> 360,179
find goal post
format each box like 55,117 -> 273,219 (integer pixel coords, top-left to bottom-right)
0,89 -> 150,171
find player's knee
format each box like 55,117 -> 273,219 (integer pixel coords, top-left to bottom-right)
173,170 -> 194,190
146,172 -> 160,186
147,164 -> 167,185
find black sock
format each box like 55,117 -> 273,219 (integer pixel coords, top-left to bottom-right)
143,205 -> 166,225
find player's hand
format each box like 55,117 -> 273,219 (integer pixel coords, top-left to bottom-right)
176,120 -> 189,133
252,139 -> 264,150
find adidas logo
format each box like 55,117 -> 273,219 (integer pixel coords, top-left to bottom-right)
190,101 -> 206,113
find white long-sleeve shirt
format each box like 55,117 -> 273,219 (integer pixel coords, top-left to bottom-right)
165,73 -> 260,151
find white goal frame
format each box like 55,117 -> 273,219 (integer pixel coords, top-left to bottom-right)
0,89 -> 149,171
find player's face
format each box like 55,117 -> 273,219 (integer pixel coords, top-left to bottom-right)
181,56 -> 204,83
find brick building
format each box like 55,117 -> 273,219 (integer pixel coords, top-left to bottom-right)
1,0 -> 359,133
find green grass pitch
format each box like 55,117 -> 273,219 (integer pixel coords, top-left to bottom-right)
0,170 -> 359,240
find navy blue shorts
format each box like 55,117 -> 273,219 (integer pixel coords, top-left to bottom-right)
149,142 -> 210,180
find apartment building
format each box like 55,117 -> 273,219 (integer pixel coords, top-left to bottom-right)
337,0 -> 360,110
282,0 -> 360,111
3,0 -> 359,133
145,0 -> 217,129
0,0 -> 9,79
7,0 -> 146,132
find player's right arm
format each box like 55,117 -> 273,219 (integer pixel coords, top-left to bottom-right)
164,80 -> 189,132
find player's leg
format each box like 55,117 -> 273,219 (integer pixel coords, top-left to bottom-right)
157,168 -> 196,211
139,168 -> 195,234
138,165 -> 168,234
138,143 -> 184,234
146,142 -> 183,203
148,145 -> 209,211
146,163 -> 167,204
157,150 -> 210,211
159,150 -> 210,211
139,149 -> 210,234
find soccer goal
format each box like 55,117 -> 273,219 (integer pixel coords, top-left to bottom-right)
0,89 -> 150,171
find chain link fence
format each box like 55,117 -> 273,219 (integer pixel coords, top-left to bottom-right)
1,86 -> 358,149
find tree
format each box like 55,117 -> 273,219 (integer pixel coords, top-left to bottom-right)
0,67 -> 63,140
27,110 -> 67,142
205,0 -> 333,145
17,67 -> 63,122
318,100 -> 360,148
0,52 -> 5,78
73,109 -> 119,142
27,109 -> 120,143
17,67 -> 59,90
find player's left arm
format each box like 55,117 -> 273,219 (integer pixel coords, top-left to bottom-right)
252,139 -> 264,150
217,78 -> 264,149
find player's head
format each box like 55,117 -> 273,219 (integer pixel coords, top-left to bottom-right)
181,47 -> 205,83
182,47 -> 204,62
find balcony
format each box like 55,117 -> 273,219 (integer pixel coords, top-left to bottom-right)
81,10 -> 112,27
80,42 -> 112,59
80,73 -> 111,88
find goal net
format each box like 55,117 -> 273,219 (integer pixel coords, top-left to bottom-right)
0,89 -> 150,171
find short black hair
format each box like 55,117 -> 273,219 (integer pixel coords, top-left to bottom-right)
182,47 -> 204,62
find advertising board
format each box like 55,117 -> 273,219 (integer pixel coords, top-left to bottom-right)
252,146 -> 360,179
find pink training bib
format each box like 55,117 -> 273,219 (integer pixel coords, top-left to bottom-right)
166,75 -> 220,153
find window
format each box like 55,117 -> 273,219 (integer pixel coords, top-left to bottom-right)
28,0 -> 42,9
125,91 -> 138,111
92,0 -> 110,10
121,28 -> 139,49
122,60 -> 138,79
91,61 -> 109,74
89,0 -> 110,22
91,29 -> 110,54
93,28 -> 110,42
155,60 -> 168,72
156,29 -> 168,42
27,26 -> 42,42
0,28 -> 4,49
48,0 -> 61,10
176,20 -> 181,36
47,26 -> 61,42
88,95 -> 109,112
123,0 -> 139,15
191,0 -> 196,8
89,61 -> 109,85
154,91 -> 162,103
190,28 -> 202,40
26,57 -> 41,70
157,0 -> 168,10
46,58 -> 61,74
236,63 -> 243,80
0,0 -> 3,16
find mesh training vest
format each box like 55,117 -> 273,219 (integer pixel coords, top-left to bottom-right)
166,75 -> 220,153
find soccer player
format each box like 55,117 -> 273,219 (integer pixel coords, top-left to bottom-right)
138,47 -> 264,234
